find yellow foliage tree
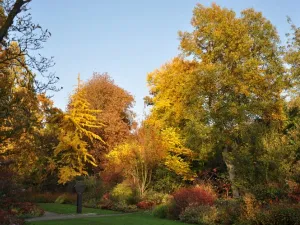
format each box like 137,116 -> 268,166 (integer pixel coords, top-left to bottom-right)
147,4 -> 288,197
55,76 -> 104,184
106,124 -> 194,197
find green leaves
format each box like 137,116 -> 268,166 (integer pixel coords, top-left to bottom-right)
147,3 -> 298,193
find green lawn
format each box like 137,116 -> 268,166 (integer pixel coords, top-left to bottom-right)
29,213 -> 187,225
37,203 -> 118,214
29,203 -> 188,225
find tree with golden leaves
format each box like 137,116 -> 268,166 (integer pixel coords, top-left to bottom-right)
106,123 -> 194,197
55,76 -> 104,184
147,4 -> 288,197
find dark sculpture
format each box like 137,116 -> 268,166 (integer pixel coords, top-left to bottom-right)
74,181 -> 85,214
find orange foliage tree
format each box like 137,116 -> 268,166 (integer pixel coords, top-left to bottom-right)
82,73 -> 135,170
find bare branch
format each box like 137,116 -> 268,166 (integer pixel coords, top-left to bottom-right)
0,0 -> 31,42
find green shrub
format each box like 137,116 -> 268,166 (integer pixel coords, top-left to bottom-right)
24,192 -> 59,203
82,176 -> 104,202
112,202 -> 138,212
22,192 -> 76,204
152,204 -> 169,218
54,193 -> 76,204
126,189 -> 140,205
255,204 -> 300,225
179,205 -> 217,225
166,200 -> 181,220
152,167 -> 183,193
215,199 -> 242,225
251,184 -> 288,202
55,194 -> 66,204
83,198 -> 98,208
144,190 -> 170,204
111,183 -> 133,204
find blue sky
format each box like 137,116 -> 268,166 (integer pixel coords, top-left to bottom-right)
30,0 -> 300,121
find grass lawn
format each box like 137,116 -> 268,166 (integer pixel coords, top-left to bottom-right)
28,213 -> 187,225
37,203 -> 118,214
29,203 -> 188,225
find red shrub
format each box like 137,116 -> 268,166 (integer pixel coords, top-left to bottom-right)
0,209 -> 24,225
172,186 -> 216,212
102,192 -> 110,200
13,202 -> 44,217
98,193 -> 114,210
288,185 -> 300,203
136,201 -> 154,210
0,197 -> 44,223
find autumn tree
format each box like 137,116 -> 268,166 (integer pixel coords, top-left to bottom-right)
0,0 -> 58,152
285,18 -> 300,98
147,4 -> 288,197
82,73 -> 135,169
284,21 -> 300,189
54,77 -> 104,184
0,0 -> 58,91
0,43 -> 39,155
25,94 -> 62,188
106,122 -> 194,197
0,50 -> 60,187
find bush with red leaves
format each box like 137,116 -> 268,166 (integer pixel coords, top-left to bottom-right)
136,200 -> 154,210
1,198 -> 44,216
288,185 -> 300,203
172,186 -> 216,213
0,209 -> 24,225
98,193 -> 114,210
13,202 -> 44,217
0,198 -> 44,225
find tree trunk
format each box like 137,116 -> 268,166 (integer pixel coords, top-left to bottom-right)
223,147 -> 239,198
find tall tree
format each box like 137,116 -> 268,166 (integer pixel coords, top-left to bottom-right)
54,76 -> 104,184
82,73 -> 135,170
0,43 -> 39,144
285,18 -> 300,98
0,56 -> 60,186
0,0 -> 59,150
147,4 -> 287,197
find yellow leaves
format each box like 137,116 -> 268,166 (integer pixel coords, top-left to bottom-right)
106,142 -> 140,168
145,3 -> 290,187
106,123 -> 195,183
57,167 -> 83,184
55,82 -> 105,184
164,155 -> 195,181
161,127 -> 192,156
66,89 -> 105,144
147,57 -> 199,126
160,127 -> 195,180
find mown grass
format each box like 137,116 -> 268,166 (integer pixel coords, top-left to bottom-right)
29,203 -> 188,225
29,213 -> 187,225
37,203 -> 118,215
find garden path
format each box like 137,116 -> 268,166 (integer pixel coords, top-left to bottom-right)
26,211 -> 131,222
